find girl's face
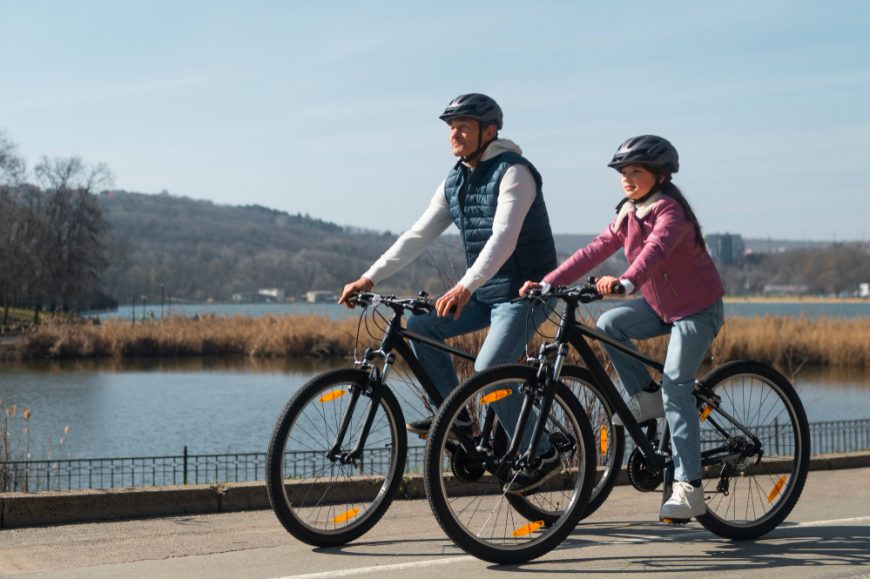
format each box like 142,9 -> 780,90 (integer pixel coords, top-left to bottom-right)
620,164 -> 659,200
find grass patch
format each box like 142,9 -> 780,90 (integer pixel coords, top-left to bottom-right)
4,313 -> 869,368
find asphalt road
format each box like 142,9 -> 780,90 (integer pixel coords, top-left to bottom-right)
2,467 -> 869,578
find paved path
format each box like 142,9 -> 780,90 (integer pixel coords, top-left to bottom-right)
1,467 -> 869,578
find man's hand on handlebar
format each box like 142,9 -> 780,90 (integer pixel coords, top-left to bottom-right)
435,284 -> 471,319
519,280 -> 552,297
338,276 -> 374,308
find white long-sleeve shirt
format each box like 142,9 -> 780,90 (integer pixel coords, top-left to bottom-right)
363,139 -> 537,294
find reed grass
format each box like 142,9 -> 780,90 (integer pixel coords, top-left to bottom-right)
10,313 -> 870,368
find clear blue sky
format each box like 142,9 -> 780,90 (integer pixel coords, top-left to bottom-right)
2,1 -> 868,241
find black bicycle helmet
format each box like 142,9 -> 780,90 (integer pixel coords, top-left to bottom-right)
607,135 -> 679,174
439,93 -> 503,129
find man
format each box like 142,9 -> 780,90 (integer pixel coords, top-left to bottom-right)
339,93 -> 558,492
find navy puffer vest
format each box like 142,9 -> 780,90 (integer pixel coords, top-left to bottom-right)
444,152 -> 557,304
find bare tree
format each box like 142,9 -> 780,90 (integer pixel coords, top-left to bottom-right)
0,130 -> 25,186
0,132 -> 28,323
30,156 -> 112,318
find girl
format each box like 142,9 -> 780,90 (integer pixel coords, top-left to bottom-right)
520,135 -> 725,521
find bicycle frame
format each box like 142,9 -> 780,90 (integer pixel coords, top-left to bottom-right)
329,299 -> 476,463
553,297 -> 669,473
545,292 -> 765,485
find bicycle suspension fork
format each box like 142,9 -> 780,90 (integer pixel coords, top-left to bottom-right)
506,342 -> 571,466
327,353 -> 392,464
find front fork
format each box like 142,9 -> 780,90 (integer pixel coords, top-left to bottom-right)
504,343 -> 570,469
327,353 -> 393,464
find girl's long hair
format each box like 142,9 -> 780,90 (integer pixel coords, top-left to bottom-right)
659,178 -> 704,247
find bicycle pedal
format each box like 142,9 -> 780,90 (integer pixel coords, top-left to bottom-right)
659,517 -> 690,525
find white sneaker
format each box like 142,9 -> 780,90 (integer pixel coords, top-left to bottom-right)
613,388 -> 664,426
660,481 -> 706,521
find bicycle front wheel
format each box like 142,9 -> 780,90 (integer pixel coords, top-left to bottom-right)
266,368 -> 407,546
695,360 -> 810,540
423,364 -> 595,564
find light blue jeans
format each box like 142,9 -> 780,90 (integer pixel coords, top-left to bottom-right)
596,298 -> 724,482
406,295 -> 552,454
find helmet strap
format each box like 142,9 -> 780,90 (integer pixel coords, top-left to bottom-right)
461,122 -> 496,164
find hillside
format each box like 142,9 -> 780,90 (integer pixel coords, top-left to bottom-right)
99,191 -> 464,303
97,191 -> 868,304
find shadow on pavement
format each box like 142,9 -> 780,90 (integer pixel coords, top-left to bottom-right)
313,537 -> 459,558
485,522 -> 870,574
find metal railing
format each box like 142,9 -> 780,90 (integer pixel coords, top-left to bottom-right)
2,419 -> 869,493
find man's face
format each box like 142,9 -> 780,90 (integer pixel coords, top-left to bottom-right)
448,118 -> 483,158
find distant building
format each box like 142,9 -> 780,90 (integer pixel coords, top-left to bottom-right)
762,284 -> 811,295
258,288 -> 285,302
705,233 -> 746,266
860,283 -> 870,298
305,290 -> 337,303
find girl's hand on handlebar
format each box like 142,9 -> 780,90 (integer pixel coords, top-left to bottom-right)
595,275 -> 622,295
519,281 -> 541,297
338,276 -> 374,307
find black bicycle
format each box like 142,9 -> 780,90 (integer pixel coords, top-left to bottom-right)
423,280 -> 810,564
265,291 -> 584,547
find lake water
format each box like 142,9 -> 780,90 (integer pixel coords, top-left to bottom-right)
2,358 -> 869,461
91,299 -> 870,321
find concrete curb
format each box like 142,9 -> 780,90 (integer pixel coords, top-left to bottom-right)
2,452 -> 869,529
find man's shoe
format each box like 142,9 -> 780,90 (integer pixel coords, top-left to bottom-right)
406,416 -> 434,437
503,448 -> 563,494
613,388 -> 664,426
406,414 -> 472,440
659,481 -> 706,521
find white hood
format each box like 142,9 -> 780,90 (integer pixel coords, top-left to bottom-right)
463,138 -> 523,166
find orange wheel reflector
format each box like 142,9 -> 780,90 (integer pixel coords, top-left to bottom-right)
512,520 -> 545,537
319,389 -> 347,403
481,389 -> 512,405
661,517 -> 673,524
767,475 -> 788,503
332,508 -> 361,524
599,426 -> 609,457
699,405 -> 713,422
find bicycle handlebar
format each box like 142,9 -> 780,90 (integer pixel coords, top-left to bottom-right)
349,291 -> 435,315
521,276 -> 625,304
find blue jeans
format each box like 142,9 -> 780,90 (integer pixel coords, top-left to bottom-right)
596,298 -> 724,482
406,294 -> 551,454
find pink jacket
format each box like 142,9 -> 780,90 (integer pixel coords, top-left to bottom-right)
542,194 -> 724,323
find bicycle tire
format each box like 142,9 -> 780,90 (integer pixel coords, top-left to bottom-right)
423,364 -> 595,564
694,360 -> 810,540
506,365 -> 624,523
266,368 -> 407,546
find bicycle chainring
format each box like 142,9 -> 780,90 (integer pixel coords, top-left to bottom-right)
450,445 -> 486,482
549,430 -> 576,455
627,446 -> 663,492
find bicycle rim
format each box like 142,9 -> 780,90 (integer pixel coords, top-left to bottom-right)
424,365 -> 594,564
266,369 -> 406,546
559,366 -> 624,519
696,361 -> 810,539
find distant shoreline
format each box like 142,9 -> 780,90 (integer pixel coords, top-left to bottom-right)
724,296 -> 870,304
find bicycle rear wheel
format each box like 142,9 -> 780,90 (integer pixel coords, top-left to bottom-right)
505,365 -> 623,524
695,360 -> 810,540
423,364 -> 595,564
266,368 -> 407,546
559,365 -> 624,519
